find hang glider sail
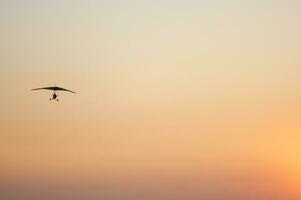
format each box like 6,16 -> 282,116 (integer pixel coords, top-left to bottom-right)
32,86 -> 76,93
32,86 -> 76,101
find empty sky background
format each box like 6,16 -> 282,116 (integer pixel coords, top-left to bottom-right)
1,0 -> 301,199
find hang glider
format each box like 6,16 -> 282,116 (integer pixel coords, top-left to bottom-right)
32,86 -> 76,101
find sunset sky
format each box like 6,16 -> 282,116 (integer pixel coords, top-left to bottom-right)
1,0 -> 301,199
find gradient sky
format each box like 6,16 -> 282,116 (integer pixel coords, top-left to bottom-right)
1,0 -> 301,199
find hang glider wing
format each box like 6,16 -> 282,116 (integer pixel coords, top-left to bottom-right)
32,86 -> 76,93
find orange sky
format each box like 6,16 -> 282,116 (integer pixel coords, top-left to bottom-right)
1,0 -> 301,199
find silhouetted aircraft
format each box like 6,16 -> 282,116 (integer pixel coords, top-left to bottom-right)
32,86 -> 76,101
